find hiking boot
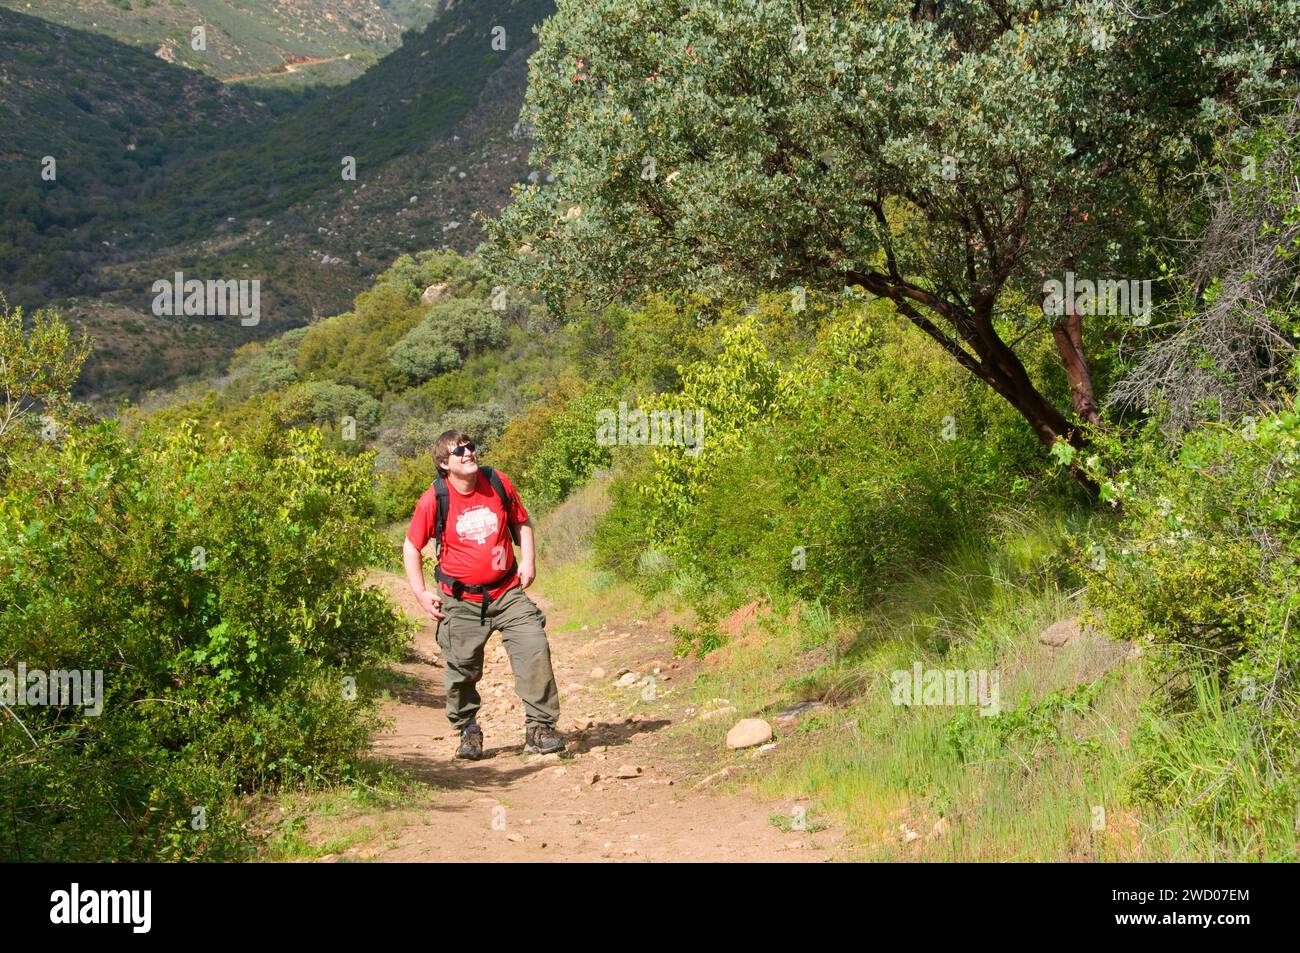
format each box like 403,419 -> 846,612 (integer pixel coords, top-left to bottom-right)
523,724 -> 565,755
455,722 -> 484,761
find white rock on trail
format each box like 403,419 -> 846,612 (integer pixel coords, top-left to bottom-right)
725,718 -> 773,749
614,671 -> 640,688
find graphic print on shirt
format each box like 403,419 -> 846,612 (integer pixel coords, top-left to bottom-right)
455,505 -> 499,545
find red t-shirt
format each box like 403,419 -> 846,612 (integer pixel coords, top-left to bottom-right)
406,469 -> 529,602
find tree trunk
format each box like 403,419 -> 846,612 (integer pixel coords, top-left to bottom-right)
842,269 -> 1099,494
973,337 -> 1101,495
1051,308 -> 1101,426
920,305 -> 1099,493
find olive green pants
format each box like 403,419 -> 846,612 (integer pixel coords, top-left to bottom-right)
434,584 -> 561,731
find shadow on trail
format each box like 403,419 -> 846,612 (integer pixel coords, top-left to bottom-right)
382,717 -> 673,792
563,718 -> 672,754
384,663 -> 443,709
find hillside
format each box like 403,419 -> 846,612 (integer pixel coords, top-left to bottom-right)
0,0 -> 555,402
0,0 -> 445,85
0,8 -> 271,295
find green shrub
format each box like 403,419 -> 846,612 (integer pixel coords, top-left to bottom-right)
1088,404 -> 1300,850
595,306 -> 1048,610
491,376 -> 615,511
279,381 -> 382,450
387,298 -> 505,382
0,418 -> 409,860
375,453 -> 436,526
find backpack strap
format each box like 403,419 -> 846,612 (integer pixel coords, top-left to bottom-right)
479,466 -> 522,546
432,475 -> 450,558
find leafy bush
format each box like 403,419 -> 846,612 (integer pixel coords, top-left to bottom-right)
0,293 -> 91,471
1088,404 -> 1300,850
296,285 -> 427,396
491,376 -> 615,511
279,381 -> 382,450
387,298 -> 505,382
374,453 -> 436,526
594,305 -> 1048,610
0,417 -> 409,860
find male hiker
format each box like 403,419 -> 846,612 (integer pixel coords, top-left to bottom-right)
402,429 -> 565,760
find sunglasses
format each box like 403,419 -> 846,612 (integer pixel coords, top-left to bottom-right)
450,441 -> 477,457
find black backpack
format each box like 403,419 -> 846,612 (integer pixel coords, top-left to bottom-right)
432,465 -> 521,558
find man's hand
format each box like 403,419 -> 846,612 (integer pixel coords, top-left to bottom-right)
518,560 -> 536,590
416,589 -> 445,621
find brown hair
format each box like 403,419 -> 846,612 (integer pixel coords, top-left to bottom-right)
433,428 -> 471,478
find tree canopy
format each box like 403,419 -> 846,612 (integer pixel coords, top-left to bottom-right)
485,0 -> 1298,471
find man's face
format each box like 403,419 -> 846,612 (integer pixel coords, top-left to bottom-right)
444,438 -> 478,479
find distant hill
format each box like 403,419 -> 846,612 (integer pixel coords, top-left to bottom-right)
0,6 -> 273,298
0,0 -> 446,86
0,0 -> 555,402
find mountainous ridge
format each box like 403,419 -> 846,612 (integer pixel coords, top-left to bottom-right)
0,0 -> 556,402
0,0 -> 448,84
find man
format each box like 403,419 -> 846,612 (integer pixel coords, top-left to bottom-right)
403,429 -> 565,760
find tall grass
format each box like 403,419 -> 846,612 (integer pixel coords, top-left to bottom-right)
662,504 -> 1279,860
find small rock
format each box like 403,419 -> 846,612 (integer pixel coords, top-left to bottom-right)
774,700 -> 827,729
726,718 -> 774,749
614,764 -> 643,779
693,765 -> 735,789
615,671 -> 640,688
589,666 -> 606,680
1038,617 -> 1079,647
586,772 -> 601,785
505,832 -> 524,843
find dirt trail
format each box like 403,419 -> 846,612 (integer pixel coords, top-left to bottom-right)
226,54 -> 353,83
306,570 -> 838,862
